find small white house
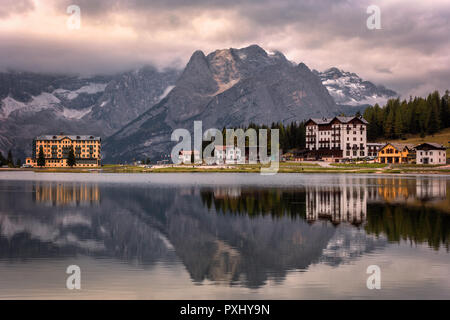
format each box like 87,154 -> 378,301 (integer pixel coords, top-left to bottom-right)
415,143 -> 447,165
179,150 -> 200,164
214,145 -> 243,164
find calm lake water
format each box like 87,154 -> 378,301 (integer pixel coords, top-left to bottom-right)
0,172 -> 449,299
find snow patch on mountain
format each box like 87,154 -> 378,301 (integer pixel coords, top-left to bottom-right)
158,85 -> 175,101
1,96 -> 26,118
54,83 -> 107,100
1,92 -> 61,118
61,106 -> 93,119
315,67 -> 397,106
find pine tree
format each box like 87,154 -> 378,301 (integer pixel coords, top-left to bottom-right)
384,107 -> 395,138
394,109 -> 404,138
0,152 -> 5,166
427,102 -> 440,134
37,146 -> 46,167
67,146 -> 76,167
440,90 -> 449,129
16,158 -> 22,168
7,150 -> 13,167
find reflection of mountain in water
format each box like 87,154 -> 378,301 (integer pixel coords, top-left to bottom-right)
0,175 -> 448,289
165,191 -> 336,288
0,181 -> 177,264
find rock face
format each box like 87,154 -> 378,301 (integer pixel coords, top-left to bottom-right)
0,67 -> 179,159
314,67 -> 397,107
104,45 -> 339,162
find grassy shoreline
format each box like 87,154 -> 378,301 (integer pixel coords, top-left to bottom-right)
1,162 -> 449,175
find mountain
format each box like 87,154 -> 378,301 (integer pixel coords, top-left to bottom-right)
314,67 -> 397,107
0,67 -> 179,159
104,45 -> 339,162
0,45 -> 397,163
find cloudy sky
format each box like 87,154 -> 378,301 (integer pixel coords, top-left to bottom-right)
0,0 -> 449,97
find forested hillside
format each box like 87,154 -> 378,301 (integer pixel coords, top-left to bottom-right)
363,90 -> 450,141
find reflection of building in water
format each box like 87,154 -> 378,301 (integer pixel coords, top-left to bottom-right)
371,177 -> 414,202
213,187 -> 242,199
306,181 -> 366,225
366,177 -> 447,203
33,182 -> 100,206
416,178 -> 447,199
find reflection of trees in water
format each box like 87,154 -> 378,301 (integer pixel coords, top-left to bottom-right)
200,182 -> 449,251
365,204 -> 450,251
200,188 -> 306,219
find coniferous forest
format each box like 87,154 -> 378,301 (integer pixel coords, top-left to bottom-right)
224,90 -> 449,151
363,90 -> 450,141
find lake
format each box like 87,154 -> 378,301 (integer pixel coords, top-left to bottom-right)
0,172 -> 449,299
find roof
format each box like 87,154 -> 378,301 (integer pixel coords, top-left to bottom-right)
308,118 -> 333,125
383,143 -> 415,151
36,135 -> 101,141
335,116 -> 369,124
306,116 -> 368,125
414,142 -> 446,150
214,145 -> 240,150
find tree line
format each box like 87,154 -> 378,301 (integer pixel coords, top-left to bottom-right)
363,90 -> 450,141
0,150 -> 21,168
209,121 -> 307,152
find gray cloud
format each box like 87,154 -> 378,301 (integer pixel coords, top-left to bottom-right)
0,0 -> 449,97
0,0 -> 35,17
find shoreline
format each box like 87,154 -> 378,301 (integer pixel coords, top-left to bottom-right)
1,163 -> 449,175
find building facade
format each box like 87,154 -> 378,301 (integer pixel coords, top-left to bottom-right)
26,135 -> 101,167
214,145 -> 243,164
376,143 -> 414,164
305,116 -> 368,160
179,150 -> 200,164
367,143 -> 385,158
415,143 -> 447,164
305,179 -> 367,225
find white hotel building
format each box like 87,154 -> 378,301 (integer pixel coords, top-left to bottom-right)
305,116 -> 369,160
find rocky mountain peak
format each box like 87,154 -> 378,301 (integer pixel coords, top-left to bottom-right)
316,67 -> 397,106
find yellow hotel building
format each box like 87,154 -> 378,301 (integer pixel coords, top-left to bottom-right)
26,135 -> 101,168
376,143 -> 415,164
